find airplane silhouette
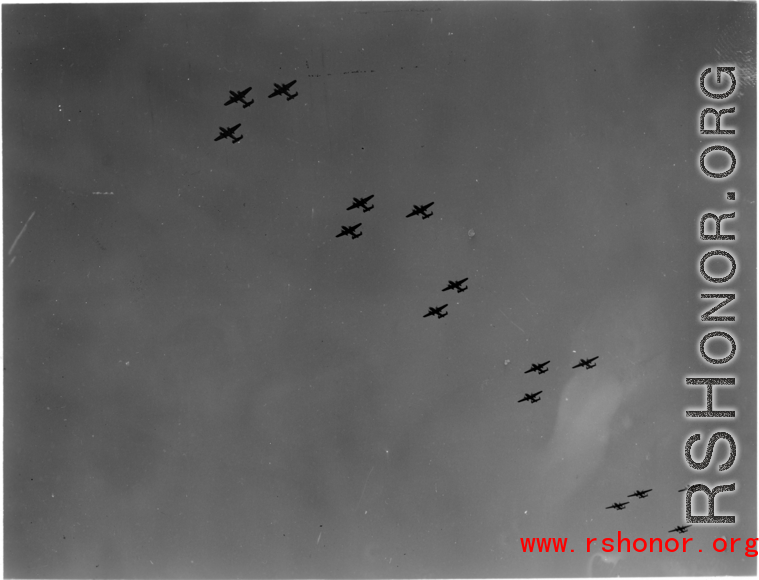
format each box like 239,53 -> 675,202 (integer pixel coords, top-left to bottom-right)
572,356 -> 599,369
224,87 -> 254,108
668,525 -> 691,534
525,361 -> 550,374
606,502 -> 629,510
442,278 -> 468,293
424,304 -> 448,319
268,80 -> 298,100
406,202 -> 434,219
347,195 -> 374,212
518,391 -> 542,404
336,223 -> 362,239
628,489 -> 652,499
214,123 -> 243,143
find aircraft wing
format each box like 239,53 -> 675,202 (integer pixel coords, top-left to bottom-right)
268,88 -> 282,98
406,209 -> 419,217
224,97 -> 236,106
423,311 -> 434,318
524,368 -> 536,374
423,202 -> 434,210
572,362 -> 583,368
230,123 -> 241,132
214,134 -> 225,141
533,391 -> 542,396
459,278 -> 469,284
589,356 -> 599,363
517,396 -> 529,402
347,201 -> 359,210
285,80 -> 297,90
364,195 -> 374,202
240,87 -> 252,96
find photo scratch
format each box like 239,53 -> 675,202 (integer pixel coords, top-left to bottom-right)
509,320 -> 525,333
8,211 -> 35,255
499,309 -> 525,333
355,466 -> 374,511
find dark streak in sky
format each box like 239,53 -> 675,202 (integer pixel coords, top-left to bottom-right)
357,8 -> 442,15
307,66 -> 418,78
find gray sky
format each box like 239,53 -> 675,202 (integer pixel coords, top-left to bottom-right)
4,2 -> 756,577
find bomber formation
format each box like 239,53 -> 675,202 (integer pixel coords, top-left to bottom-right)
337,190 -> 607,407
212,72 -> 693,547
214,81 -> 298,144
335,195 -> 459,320
517,356 -> 598,404
605,487 -> 693,534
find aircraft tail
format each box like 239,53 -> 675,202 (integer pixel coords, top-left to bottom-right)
363,205 -> 374,212
287,92 -> 299,101
232,136 -> 244,144
243,100 -> 254,108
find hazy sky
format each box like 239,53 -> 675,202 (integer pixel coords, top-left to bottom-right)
4,2 -> 756,578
